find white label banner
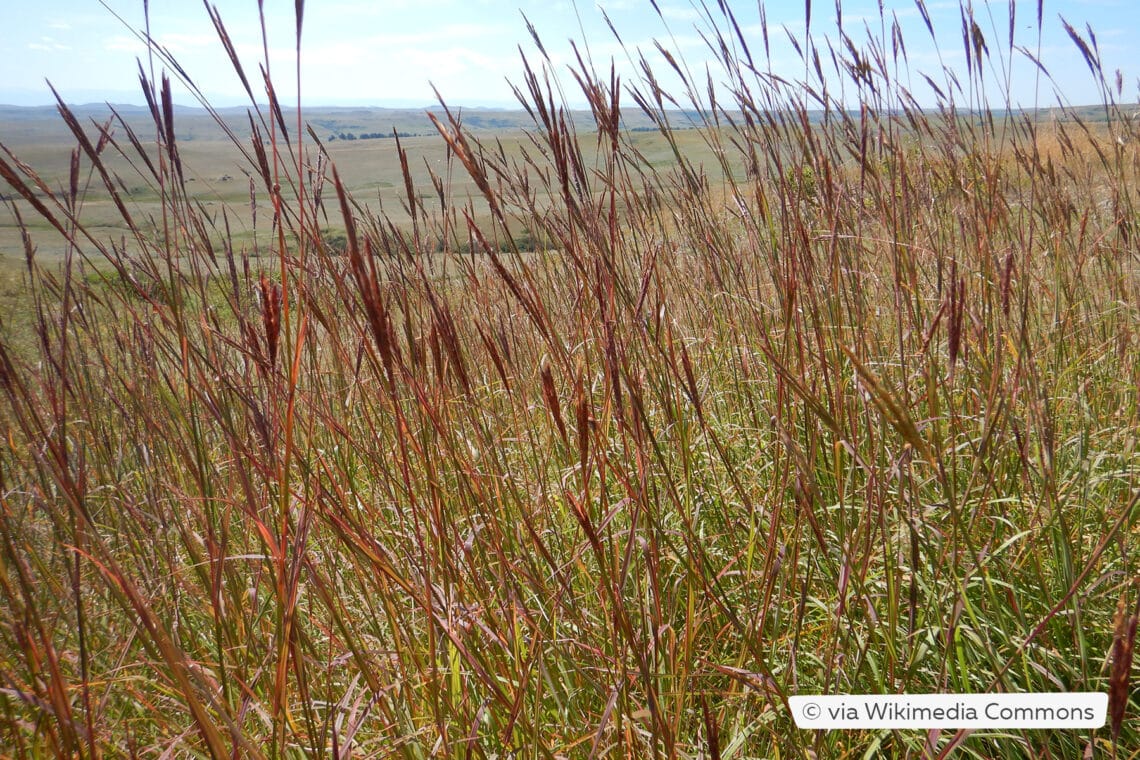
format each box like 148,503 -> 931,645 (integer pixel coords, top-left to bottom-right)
790,693 -> 1107,730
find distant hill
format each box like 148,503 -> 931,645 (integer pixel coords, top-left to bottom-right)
0,102 -> 712,146
0,101 -> 1109,148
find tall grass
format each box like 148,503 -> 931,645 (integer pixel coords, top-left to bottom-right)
1,1 -> 1137,757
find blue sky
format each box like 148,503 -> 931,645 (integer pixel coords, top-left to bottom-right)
1,1 -> 1136,110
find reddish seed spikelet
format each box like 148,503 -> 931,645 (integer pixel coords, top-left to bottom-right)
540,363 -> 568,445
259,273 -> 282,369
948,265 -> 965,371
1109,590 -> 1137,743
575,371 -> 590,468
1000,248 -> 1014,316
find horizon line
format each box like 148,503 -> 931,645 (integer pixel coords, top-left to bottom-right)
0,100 -> 1106,113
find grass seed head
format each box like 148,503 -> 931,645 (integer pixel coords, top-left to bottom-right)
1110,588 -> 1138,743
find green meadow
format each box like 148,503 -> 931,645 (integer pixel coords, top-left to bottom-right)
0,2 -> 1136,758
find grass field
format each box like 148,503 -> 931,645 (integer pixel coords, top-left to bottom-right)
0,2 -> 1137,758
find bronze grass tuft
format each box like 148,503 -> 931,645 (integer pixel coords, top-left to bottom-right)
259,273 -> 282,370
1109,587 -> 1138,744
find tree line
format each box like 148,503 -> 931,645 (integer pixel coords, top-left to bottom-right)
328,131 -> 422,141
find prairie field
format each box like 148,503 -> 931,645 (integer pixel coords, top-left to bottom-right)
0,2 -> 1137,758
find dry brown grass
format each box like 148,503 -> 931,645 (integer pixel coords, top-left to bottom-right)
0,2 -> 1137,757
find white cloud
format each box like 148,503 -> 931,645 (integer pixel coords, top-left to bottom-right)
323,0 -> 457,12
104,35 -> 146,54
358,23 -> 508,48
410,46 -> 511,78
156,32 -> 219,52
595,0 -> 639,11
28,36 -> 70,51
660,6 -> 702,23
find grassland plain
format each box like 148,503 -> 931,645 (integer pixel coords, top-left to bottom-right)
0,1 -> 1137,758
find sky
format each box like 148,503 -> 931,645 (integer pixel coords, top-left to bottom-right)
1,1 -> 1137,111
